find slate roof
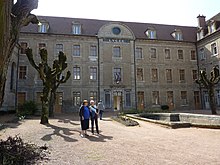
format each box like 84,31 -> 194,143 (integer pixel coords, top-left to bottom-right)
21,16 -> 197,42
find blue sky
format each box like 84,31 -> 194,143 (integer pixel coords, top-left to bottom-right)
32,0 -> 220,26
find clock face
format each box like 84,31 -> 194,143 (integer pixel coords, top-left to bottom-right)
112,27 -> 121,35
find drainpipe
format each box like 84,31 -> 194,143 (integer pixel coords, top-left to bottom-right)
97,36 -> 100,101
133,39 -> 137,110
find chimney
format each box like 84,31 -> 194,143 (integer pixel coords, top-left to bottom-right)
197,15 -> 206,28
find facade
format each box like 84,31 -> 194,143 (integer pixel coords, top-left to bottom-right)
2,13 -> 220,112
197,13 -> 220,109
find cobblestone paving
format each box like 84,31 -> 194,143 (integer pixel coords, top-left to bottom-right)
1,114 -> 220,165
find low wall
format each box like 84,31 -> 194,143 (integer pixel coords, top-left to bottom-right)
179,113 -> 220,128
128,113 -> 220,129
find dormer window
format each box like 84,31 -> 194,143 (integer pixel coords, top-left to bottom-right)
72,22 -> 81,35
172,29 -> 183,40
38,20 -> 49,33
209,22 -> 216,33
145,28 -> 156,39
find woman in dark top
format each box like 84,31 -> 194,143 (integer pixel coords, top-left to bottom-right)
79,100 -> 90,137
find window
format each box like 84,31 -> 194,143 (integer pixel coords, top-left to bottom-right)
56,44 -> 63,56
90,67 -> 97,80
38,43 -> 46,53
20,42 -> 27,54
166,69 -> 172,82
179,69 -> 185,81
178,50 -> 183,60
199,48 -> 205,60
19,66 -> 27,79
72,23 -> 81,35
125,91 -> 131,107
211,43 -> 218,55
73,66 -> 80,80
73,92 -> 81,106
90,45 -> 97,57
137,68 -> 144,81
135,48 -> 143,59
209,23 -> 216,33
181,91 -> 188,105
145,29 -> 157,39
191,50 -> 196,60
105,91 -> 111,108
90,91 -> 97,101
165,49 -> 171,59
38,22 -> 49,33
113,68 -> 121,83
113,46 -> 121,58
73,45 -> 80,56
152,68 -> 158,82
152,91 -> 159,105
192,70 -> 198,80
150,48 -> 157,58
172,30 -> 183,40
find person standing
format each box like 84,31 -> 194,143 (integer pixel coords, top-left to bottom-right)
79,100 -> 90,137
97,100 -> 105,120
90,100 -> 99,134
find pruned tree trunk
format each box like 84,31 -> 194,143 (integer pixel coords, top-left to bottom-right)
0,1 -> 13,107
49,91 -> 56,117
0,0 -> 38,108
208,86 -> 217,115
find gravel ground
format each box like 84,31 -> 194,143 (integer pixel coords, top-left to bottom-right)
0,114 -> 220,165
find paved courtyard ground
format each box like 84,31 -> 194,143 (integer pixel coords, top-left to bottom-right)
0,113 -> 220,165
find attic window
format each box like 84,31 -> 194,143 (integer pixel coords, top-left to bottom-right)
72,22 -> 81,35
38,20 -> 49,33
209,22 -> 216,33
172,29 -> 183,40
145,28 -> 156,39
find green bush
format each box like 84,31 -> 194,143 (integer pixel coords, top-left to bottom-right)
161,105 -> 169,110
18,101 -> 38,116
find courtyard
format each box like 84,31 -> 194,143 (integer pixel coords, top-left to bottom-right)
0,113 -> 220,165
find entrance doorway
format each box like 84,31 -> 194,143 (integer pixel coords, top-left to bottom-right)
194,91 -> 201,110
167,91 -> 174,110
54,92 -> 63,113
137,91 -> 144,110
113,91 -> 122,111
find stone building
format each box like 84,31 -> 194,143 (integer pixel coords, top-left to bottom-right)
197,13 -> 220,109
2,12 -> 220,112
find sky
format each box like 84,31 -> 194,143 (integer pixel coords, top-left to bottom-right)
31,0 -> 220,27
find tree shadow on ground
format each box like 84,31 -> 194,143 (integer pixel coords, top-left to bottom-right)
57,118 -> 80,126
85,132 -> 113,142
41,124 -> 78,142
0,115 -> 23,131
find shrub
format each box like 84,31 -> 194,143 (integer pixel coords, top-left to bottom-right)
17,101 -> 38,116
161,105 -> 169,110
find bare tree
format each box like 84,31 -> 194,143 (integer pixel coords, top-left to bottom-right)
196,66 -> 220,114
0,0 -> 38,108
